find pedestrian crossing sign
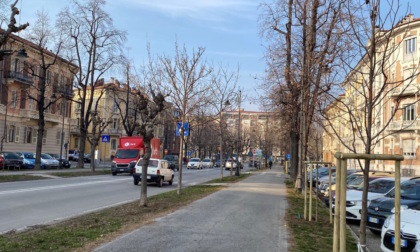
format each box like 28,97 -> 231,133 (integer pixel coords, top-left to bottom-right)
102,135 -> 110,142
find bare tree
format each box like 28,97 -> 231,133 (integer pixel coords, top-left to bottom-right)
58,0 -> 125,168
0,0 -> 28,47
87,111 -> 111,171
321,1 -> 416,248
25,9 -> 64,169
161,43 -> 212,195
209,64 -> 238,179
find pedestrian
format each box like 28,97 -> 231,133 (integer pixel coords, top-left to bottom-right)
269,160 -> 273,169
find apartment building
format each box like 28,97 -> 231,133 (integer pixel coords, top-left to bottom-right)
0,33 -> 76,154
70,78 -> 178,161
323,14 -> 420,176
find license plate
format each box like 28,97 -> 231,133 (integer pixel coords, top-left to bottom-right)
147,176 -> 151,179
392,237 -> 407,247
119,169 -> 124,171
368,217 -> 379,224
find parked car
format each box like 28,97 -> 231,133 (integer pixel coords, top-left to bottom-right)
381,208 -> 420,252
249,160 -> 260,168
40,153 -> 59,169
68,149 -> 79,161
0,152 -> 24,170
133,159 -> 174,187
307,167 -> 336,187
16,152 -> 39,169
332,177 -> 409,220
187,158 -> 202,169
48,153 -> 71,168
84,154 -> 91,163
202,158 -> 213,168
214,159 -> 225,167
225,159 -> 237,170
164,155 -> 179,171
367,177 -> 420,234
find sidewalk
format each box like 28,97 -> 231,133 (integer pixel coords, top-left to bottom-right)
95,165 -> 289,252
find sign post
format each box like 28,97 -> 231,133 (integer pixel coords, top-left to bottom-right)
102,135 -> 110,164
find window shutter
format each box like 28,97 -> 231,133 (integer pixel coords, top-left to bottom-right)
15,126 -> 19,143
23,127 -> 27,143
42,130 -> 47,144
32,128 -> 37,144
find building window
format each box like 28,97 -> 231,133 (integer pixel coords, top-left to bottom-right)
113,98 -> 118,113
8,125 -> 15,142
25,127 -> 32,143
75,137 -> 79,148
42,130 -> 47,144
403,104 -> 416,121
403,139 -> 416,157
111,139 -> 117,150
56,131 -> 61,145
113,118 -> 118,129
405,37 -> 416,55
10,90 -> 18,108
14,59 -> 20,73
28,98 -> 34,110
32,128 -> 37,143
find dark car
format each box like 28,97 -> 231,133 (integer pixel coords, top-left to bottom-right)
84,154 -> 91,163
215,159 -> 225,167
367,178 -> 420,234
164,155 -> 179,171
48,153 -> 71,168
0,152 -> 24,170
307,167 -> 336,187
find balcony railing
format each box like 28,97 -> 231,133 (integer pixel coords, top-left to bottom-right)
53,85 -> 74,98
4,71 -> 34,86
388,120 -> 420,131
19,109 -> 60,123
389,85 -> 419,97
108,128 -> 122,134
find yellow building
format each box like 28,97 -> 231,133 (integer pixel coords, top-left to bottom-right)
0,32 -> 76,155
69,78 -> 165,161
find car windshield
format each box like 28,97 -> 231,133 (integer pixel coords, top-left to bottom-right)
41,153 -> 53,159
355,179 -> 395,193
203,159 -> 210,162
4,152 -> 20,159
164,156 -> 177,161
49,154 -> 59,158
387,180 -> 420,200
115,149 -> 139,159
190,158 -> 200,162
24,153 -> 36,159
136,159 -> 159,167
348,176 -> 363,186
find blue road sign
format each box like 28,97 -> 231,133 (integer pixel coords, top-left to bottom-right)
176,122 -> 189,136
102,135 -> 110,143
286,153 -> 290,160
188,151 -> 191,157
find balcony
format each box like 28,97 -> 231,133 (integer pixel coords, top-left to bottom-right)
108,128 -> 122,135
389,85 -> 419,97
19,109 -> 60,124
4,71 -> 34,86
387,120 -> 420,131
53,85 -> 74,98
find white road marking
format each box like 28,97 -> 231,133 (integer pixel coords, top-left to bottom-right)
0,178 -> 132,196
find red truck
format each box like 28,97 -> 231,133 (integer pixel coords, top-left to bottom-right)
111,137 -> 160,176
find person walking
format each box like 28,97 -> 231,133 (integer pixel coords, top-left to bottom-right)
269,160 -> 273,169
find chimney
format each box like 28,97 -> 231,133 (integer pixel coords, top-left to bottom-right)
110,77 -> 114,84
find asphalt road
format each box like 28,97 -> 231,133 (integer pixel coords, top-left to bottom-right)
95,168 -> 288,252
0,166 -> 252,234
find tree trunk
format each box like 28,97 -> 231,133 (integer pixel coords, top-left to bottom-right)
78,128 -> 87,168
90,140 -> 96,172
35,120 -> 45,170
140,139 -> 152,206
290,131 -> 299,179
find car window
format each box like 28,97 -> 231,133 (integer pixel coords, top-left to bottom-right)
41,153 -> 53,159
361,179 -> 395,193
4,152 -> 20,159
203,159 -> 210,162
162,161 -> 168,169
190,158 -> 200,162
24,153 -> 36,159
387,180 -> 420,200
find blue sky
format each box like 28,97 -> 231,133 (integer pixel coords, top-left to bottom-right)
17,0 -> 265,111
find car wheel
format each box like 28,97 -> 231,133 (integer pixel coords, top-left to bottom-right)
112,172 -> 117,176
133,178 -> 139,185
157,177 -> 163,187
169,176 -> 173,185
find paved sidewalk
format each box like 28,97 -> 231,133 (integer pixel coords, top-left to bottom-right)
95,166 -> 289,252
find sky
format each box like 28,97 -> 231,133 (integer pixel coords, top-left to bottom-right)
16,0 -> 266,111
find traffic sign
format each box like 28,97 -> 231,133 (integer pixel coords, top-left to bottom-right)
102,135 -> 110,143
286,153 -> 290,160
188,151 -> 191,157
253,149 -> 256,155
176,122 -> 189,136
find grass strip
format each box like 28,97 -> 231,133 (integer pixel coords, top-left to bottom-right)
49,170 -> 111,177
206,172 -> 251,183
0,174 -> 49,182
0,173 -> 251,252
285,180 -> 358,252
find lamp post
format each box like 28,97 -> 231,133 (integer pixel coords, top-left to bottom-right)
235,89 -> 241,176
220,99 -> 231,179
59,99 -> 66,169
